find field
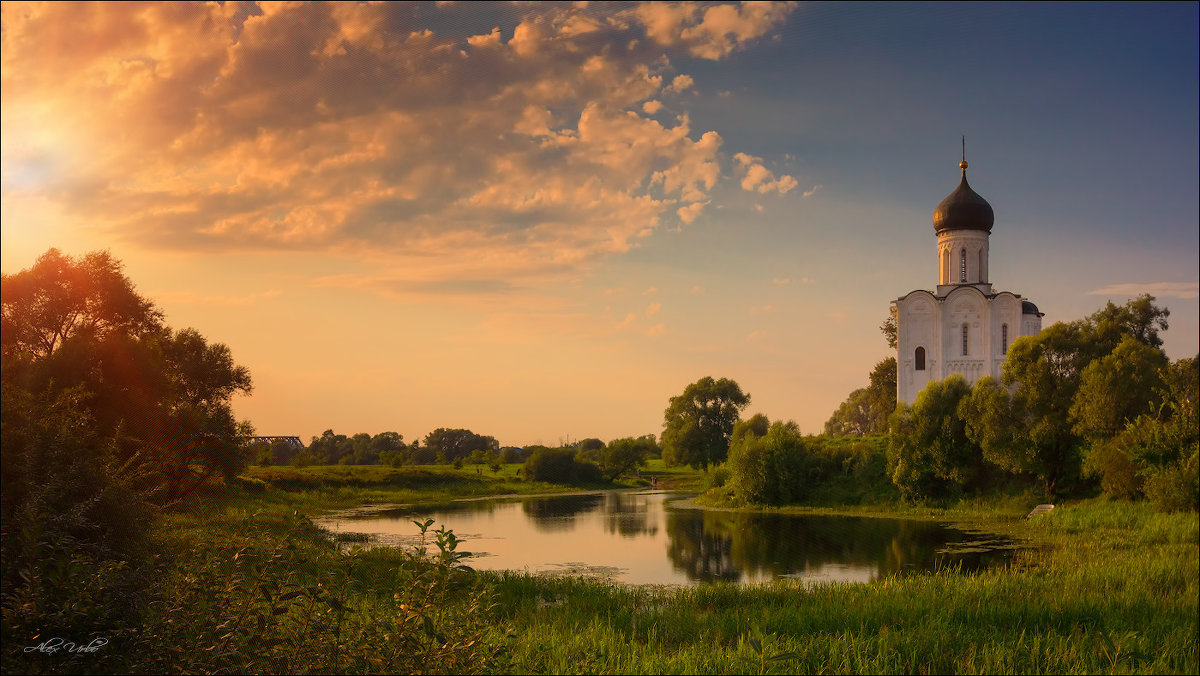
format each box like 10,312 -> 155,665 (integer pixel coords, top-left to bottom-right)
9,464 -> 1198,674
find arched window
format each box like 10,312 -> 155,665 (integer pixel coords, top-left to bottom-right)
961,324 -> 969,356
915,346 -> 926,371
959,249 -> 967,282
1001,323 -> 1009,354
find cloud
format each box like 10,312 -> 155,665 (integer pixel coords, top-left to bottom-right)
645,302 -> 662,317
1,1 -> 795,295
633,1 -> 798,60
734,152 -> 799,195
1087,282 -> 1199,300
666,74 -> 695,94
802,184 -> 822,198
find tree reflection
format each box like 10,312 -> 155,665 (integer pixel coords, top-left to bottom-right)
601,492 -> 657,538
521,494 -> 604,532
664,508 -> 1009,582
664,509 -> 741,582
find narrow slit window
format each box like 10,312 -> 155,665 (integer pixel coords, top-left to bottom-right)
978,249 -> 985,281
960,249 -> 967,282
1002,323 -> 1009,354
915,347 -> 926,371
962,324 -> 969,356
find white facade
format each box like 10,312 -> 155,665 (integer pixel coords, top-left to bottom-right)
892,165 -> 1042,405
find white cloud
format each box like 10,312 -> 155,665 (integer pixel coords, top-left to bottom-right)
1087,282 -> 1199,300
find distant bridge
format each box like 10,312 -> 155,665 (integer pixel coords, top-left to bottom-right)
247,436 -> 305,449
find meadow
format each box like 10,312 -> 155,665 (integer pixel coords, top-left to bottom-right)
10,464 -> 1195,674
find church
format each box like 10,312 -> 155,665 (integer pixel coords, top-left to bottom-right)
892,155 -> 1044,405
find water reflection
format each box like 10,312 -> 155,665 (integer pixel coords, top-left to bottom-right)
317,491 -> 1015,586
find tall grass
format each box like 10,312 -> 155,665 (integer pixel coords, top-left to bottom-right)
489,499 -> 1197,674
6,467 -> 1194,674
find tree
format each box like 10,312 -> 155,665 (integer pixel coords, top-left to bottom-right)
726,418 -> 809,506
825,357 -> 897,436
423,428 -> 499,464
661,377 -> 750,469
1,248 -> 162,358
887,375 -> 983,501
2,249 -> 253,502
597,435 -> 656,481
958,295 -> 1172,498
1071,336 -> 1167,441
881,311 -> 898,350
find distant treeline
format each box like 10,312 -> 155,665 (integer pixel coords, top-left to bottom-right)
248,428 -> 662,476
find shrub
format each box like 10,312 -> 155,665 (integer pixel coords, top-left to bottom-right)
727,420 -> 809,506
706,464 -> 731,489
1143,449 -> 1200,512
522,448 -> 600,484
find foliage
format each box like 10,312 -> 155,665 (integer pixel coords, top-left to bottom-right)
888,375 -> 983,501
825,357 -> 897,436
956,296 -> 1171,498
522,447 -> 602,484
727,419 -> 810,505
1071,336 -> 1168,441
661,376 -> 750,469
595,435 -> 657,481
3,251 -> 255,502
1,248 -> 163,358
0,382 -> 153,642
881,311 -> 898,350
423,428 -> 499,464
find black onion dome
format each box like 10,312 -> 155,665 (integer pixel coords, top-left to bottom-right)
933,166 -> 994,234
1022,300 -> 1040,315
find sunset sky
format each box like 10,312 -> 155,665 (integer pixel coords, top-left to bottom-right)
3,1 -> 1197,447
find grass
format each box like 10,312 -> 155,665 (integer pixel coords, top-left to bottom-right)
6,464 -> 1196,674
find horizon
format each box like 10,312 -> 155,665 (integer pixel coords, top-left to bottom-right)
3,1 -> 1197,447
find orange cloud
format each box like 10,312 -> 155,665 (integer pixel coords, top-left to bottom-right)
2,1 -> 796,294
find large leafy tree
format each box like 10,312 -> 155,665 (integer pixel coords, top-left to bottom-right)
1070,336 -> 1168,441
1,248 -> 162,358
596,435 -> 657,481
2,249 -> 253,502
888,375 -> 982,501
960,295 -> 1170,497
661,377 -> 750,469
423,428 -> 499,464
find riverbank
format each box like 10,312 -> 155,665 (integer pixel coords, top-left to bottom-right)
8,466 -> 1196,674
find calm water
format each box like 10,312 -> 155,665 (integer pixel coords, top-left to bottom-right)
316,491 -> 1017,585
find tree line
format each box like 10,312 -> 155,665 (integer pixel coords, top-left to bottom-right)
657,296 -> 1196,511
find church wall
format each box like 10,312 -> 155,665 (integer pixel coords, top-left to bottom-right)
940,287 -> 989,385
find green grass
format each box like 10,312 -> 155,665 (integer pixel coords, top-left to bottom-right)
7,465 -> 1195,674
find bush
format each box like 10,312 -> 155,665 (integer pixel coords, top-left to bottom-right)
706,464 -> 731,489
1083,439 -> 1142,500
522,448 -> 600,484
1143,449 -> 1200,512
727,420 -> 809,506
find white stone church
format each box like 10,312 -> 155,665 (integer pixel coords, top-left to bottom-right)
892,157 -> 1043,405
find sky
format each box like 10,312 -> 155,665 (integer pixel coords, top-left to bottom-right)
3,1 -> 1198,448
